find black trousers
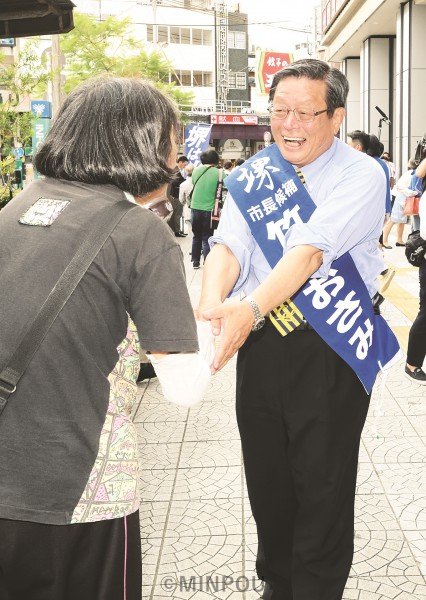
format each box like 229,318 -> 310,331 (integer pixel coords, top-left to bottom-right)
191,208 -> 213,262
407,259 -> 426,367
236,325 -> 370,600
169,196 -> 183,234
0,511 -> 141,600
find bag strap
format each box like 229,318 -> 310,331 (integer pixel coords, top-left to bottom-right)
191,165 -> 213,191
213,168 -> 223,216
0,199 -> 138,415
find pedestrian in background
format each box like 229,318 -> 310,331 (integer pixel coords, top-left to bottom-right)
190,149 -> 227,269
223,159 -> 233,175
347,129 -> 370,153
405,191 -> 426,383
0,77 -> 211,600
179,162 -> 195,223
382,158 -> 417,248
381,151 -> 396,193
168,155 -> 188,237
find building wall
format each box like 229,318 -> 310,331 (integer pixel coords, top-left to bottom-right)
360,36 -> 394,152
341,57 -> 360,140
318,0 -> 426,172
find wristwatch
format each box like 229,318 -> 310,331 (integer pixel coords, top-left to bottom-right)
242,295 -> 265,331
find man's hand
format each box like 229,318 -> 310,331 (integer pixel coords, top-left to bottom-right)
202,299 -> 254,373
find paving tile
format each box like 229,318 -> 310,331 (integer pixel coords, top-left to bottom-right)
137,421 -> 186,445
362,437 -> 426,464
173,466 -> 243,500
356,464 -> 385,495
343,576 -> 426,599
351,529 -> 422,578
366,396 -> 405,417
374,464 -> 426,495
141,501 -> 169,539
361,416 -> 419,439
403,530 -> 426,576
359,441 -> 373,463
134,401 -> 190,424
140,442 -> 182,470
380,299 -> 413,327
140,468 -> 175,502
142,536 -> 162,589
385,376 -> 426,398
179,440 -> 242,469
355,495 -> 400,531
165,499 -> 243,538
185,408 -> 240,442
189,402 -> 236,421
400,396 -> 426,417
139,380 -> 168,404
386,494 -> 426,530
156,533 -> 243,578
243,496 -> 256,536
142,585 -> 152,600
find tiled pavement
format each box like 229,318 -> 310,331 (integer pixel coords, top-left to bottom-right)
137,227 -> 426,600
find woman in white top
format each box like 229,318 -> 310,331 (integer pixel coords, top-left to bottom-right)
382,159 -> 417,248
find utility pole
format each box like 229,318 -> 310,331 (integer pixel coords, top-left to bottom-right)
152,0 -> 158,46
51,34 -> 63,118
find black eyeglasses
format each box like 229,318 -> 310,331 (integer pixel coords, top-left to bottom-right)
268,106 -> 328,123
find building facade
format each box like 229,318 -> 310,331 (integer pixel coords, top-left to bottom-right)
318,0 -> 426,175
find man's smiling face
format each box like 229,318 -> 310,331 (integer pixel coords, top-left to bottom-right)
270,76 -> 345,168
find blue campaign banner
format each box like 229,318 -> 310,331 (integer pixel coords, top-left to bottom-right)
227,143 -> 402,393
30,101 -> 52,119
184,124 -> 212,166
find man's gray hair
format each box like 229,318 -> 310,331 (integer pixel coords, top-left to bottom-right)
269,58 -> 349,117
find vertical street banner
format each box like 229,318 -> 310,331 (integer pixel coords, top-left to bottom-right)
256,51 -> 294,96
184,124 -> 212,167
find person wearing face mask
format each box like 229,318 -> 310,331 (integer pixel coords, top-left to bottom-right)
196,59 -> 401,600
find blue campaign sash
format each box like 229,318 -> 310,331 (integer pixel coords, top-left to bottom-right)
227,144 -> 401,393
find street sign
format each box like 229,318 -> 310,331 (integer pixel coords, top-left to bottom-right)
13,147 -> 24,158
256,51 -> 294,95
30,100 -> 52,119
210,114 -> 258,125
32,119 -> 51,179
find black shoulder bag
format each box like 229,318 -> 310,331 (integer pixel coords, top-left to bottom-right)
0,199 -> 138,416
405,230 -> 426,267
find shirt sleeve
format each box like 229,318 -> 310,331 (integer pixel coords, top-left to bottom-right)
209,191 -> 256,293
128,219 -> 198,353
284,156 -> 386,279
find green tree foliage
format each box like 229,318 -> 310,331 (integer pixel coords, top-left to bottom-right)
0,41 -> 50,205
60,12 -> 194,111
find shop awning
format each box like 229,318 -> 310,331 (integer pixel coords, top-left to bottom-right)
0,0 -> 75,38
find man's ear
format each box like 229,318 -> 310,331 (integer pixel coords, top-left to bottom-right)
332,107 -> 345,135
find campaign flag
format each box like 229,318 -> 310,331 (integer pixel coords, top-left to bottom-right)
184,124 -> 212,166
256,51 -> 293,96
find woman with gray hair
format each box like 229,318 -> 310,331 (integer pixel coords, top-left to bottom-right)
0,77 -> 211,599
